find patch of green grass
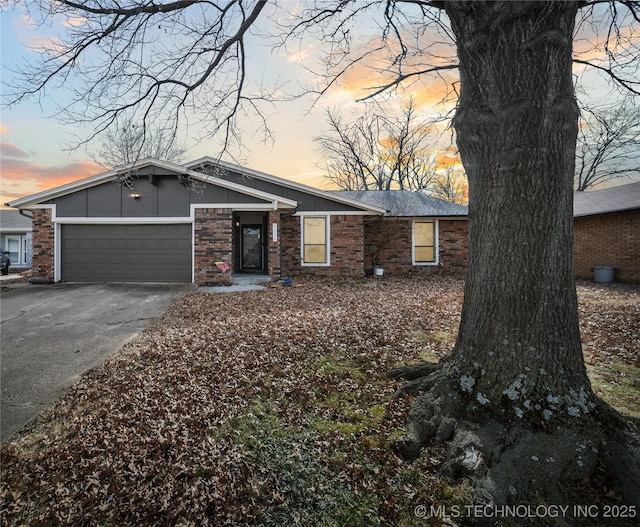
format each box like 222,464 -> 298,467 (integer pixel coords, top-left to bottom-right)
204,364 -> 466,527
587,360 -> 640,418
312,352 -> 368,381
311,392 -> 387,436
407,330 -> 450,363
409,329 -> 456,346
210,399 -> 387,526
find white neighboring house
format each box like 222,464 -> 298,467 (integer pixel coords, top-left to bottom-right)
0,210 -> 33,271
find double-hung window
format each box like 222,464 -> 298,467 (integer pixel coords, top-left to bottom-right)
301,216 -> 329,266
4,235 -> 26,265
413,220 -> 437,265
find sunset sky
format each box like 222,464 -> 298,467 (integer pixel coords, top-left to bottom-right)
1,2 -> 636,209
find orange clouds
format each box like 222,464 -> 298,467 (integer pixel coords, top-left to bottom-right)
324,25 -> 459,111
1,141 -> 100,208
435,145 -> 461,171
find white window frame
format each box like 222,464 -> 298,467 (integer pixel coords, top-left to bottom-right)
4,235 -> 27,265
412,219 -> 438,266
300,214 -> 330,267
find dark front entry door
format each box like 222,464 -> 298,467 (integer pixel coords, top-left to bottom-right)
241,225 -> 263,271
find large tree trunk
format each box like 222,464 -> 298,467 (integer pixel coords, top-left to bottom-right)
390,1 -> 640,509
451,0 -> 586,420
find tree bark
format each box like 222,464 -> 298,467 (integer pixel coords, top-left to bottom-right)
392,1 -> 640,509
449,0 -> 589,424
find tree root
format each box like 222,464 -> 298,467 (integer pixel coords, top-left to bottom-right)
388,365 -> 640,514
386,361 -> 440,380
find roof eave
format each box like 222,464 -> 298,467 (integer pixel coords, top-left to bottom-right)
5,157 -> 183,208
574,205 -> 640,218
185,157 -> 387,215
6,157 -> 299,210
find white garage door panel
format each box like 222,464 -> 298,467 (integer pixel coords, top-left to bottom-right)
61,224 -> 192,282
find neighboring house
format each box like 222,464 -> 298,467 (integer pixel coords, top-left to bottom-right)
4,157 -> 469,284
0,210 -> 33,271
574,181 -> 640,283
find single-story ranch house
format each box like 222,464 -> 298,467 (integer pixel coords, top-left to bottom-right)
5,158 -> 469,284
574,181 -> 640,284
7,158 -> 638,284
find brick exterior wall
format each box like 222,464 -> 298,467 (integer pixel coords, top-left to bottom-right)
267,211 -> 281,278
281,215 -> 300,277
281,215 -> 365,277
574,210 -> 639,283
33,198 -> 637,284
193,208 -> 233,285
31,208 -> 54,281
438,219 -> 469,275
363,217 -> 469,276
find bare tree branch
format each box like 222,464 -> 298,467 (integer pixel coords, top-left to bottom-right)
315,98 -> 444,193
574,58 -> 640,94
5,0 -> 270,154
575,94 -> 640,190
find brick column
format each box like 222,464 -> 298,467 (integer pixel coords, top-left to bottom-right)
31,208 -> 55,281
267,210 -> 281,279
193,208 -> 233,285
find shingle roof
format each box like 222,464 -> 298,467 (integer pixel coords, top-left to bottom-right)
334,190 -> 468,217
0,210 -> 33,230
574,181 -> 640,217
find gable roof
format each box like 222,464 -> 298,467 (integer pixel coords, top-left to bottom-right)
574,181 -> 640,217
336,190 -> 469,217
5,158 -> 298,210
185,157 -> 388,215
0,210 -> 33,231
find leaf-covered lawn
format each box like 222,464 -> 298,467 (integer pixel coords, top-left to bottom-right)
1,277 -> 638,526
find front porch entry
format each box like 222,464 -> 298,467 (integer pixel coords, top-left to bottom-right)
234,212 -> 268,274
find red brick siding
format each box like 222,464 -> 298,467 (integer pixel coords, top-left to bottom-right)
574,210 -> 639,283
31,208 -> 55,281
438,219 -> 469,275
281,215 -> 300,276
364,217 -> 469,276
268,211 -> 281,278
193,208 -> 233,285
281,215 -> 365,277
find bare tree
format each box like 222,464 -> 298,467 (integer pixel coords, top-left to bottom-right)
6,0 -> 640,509
315,99 -> 439,191
6,0 -> 272,154
431,166 -> 468,204
575,94 -> 640,190
91,118 -> 188,169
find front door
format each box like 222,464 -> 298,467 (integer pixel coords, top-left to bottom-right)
241,225 -> 263,271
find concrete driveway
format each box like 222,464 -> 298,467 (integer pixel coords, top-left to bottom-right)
1,282 -> 194,442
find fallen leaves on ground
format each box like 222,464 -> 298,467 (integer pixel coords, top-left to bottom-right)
1,277 -> 637,526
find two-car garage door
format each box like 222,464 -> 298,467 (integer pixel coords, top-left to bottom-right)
61,224 -> 192,282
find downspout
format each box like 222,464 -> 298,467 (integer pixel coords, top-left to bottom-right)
19,209 -> 34,219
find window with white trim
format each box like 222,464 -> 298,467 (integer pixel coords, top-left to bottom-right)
413,220 -> 437,265
301,216 -> 329,266
4,235 -> 27,265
